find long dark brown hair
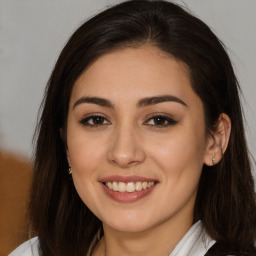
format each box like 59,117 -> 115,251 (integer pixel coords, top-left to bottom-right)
30,1 -> 256,255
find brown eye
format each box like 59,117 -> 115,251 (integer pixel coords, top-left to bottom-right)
80,115 -> 110,127
91,116 -> 105,125
152,116 -> 168,126
145,115 -> 177,127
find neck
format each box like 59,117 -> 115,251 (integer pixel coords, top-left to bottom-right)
94,214 -> 194,256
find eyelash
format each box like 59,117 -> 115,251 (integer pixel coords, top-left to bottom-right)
80,114 -> 110,127
79,114 -> 177,128
144,115 -> 177,127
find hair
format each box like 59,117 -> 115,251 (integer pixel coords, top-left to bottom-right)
30,0 -> 256,255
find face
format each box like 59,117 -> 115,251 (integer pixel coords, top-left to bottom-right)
67,45 -> 209,234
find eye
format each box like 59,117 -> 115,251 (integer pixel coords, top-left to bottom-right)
80,115 -> 110,127
145,115 -> 177,127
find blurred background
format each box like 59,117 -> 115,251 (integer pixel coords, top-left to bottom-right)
0,0 -> 255,255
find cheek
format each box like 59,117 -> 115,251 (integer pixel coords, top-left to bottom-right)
67,135 -> 106,217
67,117 -> 105,171
66,123 -> 105,200
147,126 -> 206,181
144,130 -> 205,218
68,136 -> 105,177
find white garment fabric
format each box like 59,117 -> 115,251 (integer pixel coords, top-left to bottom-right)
9,236 -> 39,256
170,221 -> 215,256
9,221 -> 215,256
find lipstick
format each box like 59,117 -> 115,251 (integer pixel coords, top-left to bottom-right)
99,176 -> 158,203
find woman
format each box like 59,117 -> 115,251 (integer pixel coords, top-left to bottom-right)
10,0 -> 256,255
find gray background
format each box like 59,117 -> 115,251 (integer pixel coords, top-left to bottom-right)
0,0 -> 255,161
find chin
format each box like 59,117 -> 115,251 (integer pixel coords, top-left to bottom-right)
101,211 -> 163,233
105,220 -> 152,233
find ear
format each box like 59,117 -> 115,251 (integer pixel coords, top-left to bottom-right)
204,113 -> 231,166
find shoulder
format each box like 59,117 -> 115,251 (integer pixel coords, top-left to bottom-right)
8,237 -> 40,256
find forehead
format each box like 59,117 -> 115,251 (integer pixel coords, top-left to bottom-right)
70,44 -> 200,107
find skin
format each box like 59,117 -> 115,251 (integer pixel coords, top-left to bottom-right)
66,44 -> 231,256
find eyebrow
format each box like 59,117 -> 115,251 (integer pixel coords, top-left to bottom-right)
137,95 -> 187,108
73,95 -> 187,110
73,97 -> 114,109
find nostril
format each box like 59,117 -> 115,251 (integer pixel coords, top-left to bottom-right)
109,158 -> 140,168
107,147 -> 146,168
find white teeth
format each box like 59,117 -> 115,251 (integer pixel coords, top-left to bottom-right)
127,182 -> 135,192
112,181 -> 118,191
118,182 -> 126,192
106,182 -> 113,190
135,181 -> 142,191
142,182 -> 148,189
105,181 -> 155,192
148,182 -> 154,188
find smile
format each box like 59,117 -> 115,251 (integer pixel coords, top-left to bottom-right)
100,176 -> 158,203
104,181 -> 155,193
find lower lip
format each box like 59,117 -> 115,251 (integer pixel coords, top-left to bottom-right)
101,183 -> 156,203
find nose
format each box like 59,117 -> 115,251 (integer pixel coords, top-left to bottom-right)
107,125 -> 146,168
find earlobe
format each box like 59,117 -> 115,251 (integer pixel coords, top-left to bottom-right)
204,113 -> 231,166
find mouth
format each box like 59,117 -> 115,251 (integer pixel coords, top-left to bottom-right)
103,181 -> 155,193
100,176 -> 158,203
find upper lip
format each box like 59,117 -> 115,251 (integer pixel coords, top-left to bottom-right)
99,175 -> 158,183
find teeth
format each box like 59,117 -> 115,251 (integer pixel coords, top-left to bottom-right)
135,181 -> 142,191
112,181 -> 118,191
148,182 -> 154,188
106,182 -> 113,190
127,182 -> 135,192
142,182 -> 148,189
118,182 -> 126,192
105,181 -> 155,192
